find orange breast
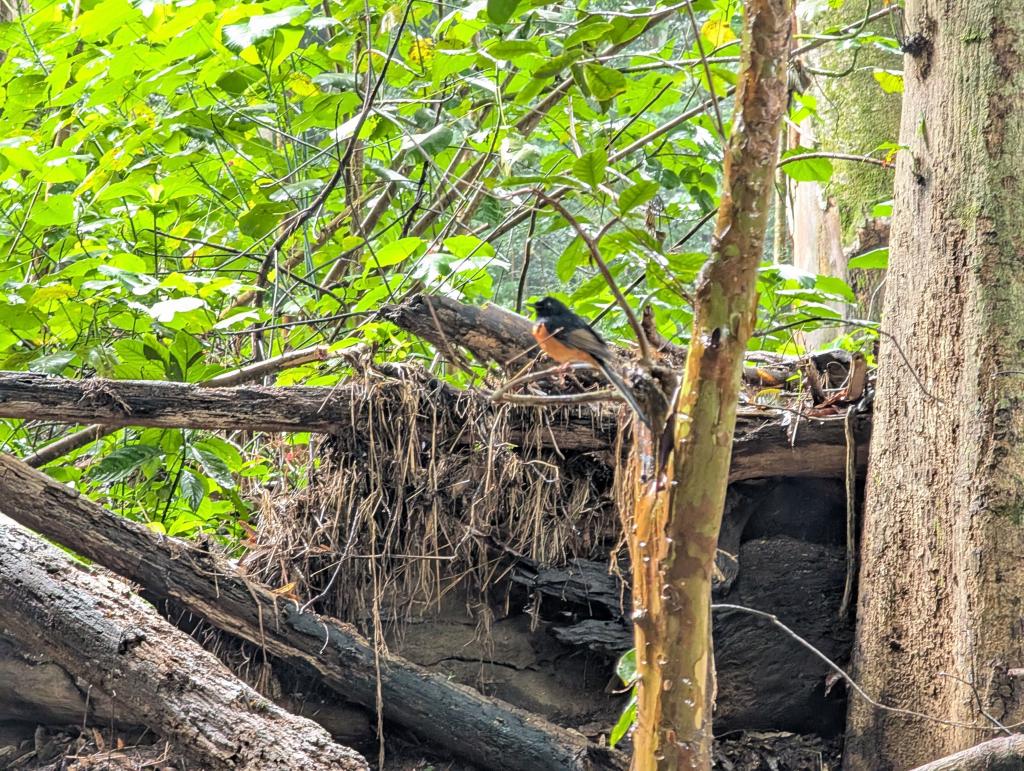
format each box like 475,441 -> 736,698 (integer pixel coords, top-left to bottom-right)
532,322 -> 598,366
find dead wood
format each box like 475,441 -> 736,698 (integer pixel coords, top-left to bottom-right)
0,454 -> 625,771
0,370 -> 868,480
384,294 -> 540,368
908,736 -> 1024,771
383,293 -> 857,391
0,370 -> 613,453
0,516 -> 368,771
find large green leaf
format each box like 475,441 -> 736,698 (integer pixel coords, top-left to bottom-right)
92,445 -> 166,484
486,0 -> 519,24
573,148 -> 607,189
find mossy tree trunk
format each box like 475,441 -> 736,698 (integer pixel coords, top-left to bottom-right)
845,4 -> 1024,769
627,1 -> 792,768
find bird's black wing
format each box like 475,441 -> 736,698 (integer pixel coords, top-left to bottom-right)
545,311 -> 610,362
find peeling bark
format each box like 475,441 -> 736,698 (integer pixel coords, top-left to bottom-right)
627,1 -> 793,768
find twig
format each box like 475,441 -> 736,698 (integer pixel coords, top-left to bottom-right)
682,0 -> 725,142
490,389 -> 622,406
251,0 -> 414,308
778,151 -> 893,170
515,208 -> 538,314
488,363 -> 592,401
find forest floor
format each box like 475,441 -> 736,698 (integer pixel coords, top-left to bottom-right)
3,724 -> 842,770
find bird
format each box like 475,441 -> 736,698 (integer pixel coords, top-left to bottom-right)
529,296 -> 650,428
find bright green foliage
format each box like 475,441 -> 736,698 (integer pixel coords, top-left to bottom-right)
0,0 -> 892,535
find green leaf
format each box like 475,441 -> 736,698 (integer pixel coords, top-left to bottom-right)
487,40 -> 540,59
609,691 -> 637,748
583,63 -> 626,101
780,149 -> 834,183
815,275 -> 857,302
848,247 -> 889,270
223,7 -> 308,50
188,442 -> 236,490
29,351 -> 78,374
573,148 -> 607,189
311,72 -> 359,91
555,236 -> 587,282
486,0 -> 519,24
401,125 -> 454,158
616,648 -> 637,684
872,69 -> 904,94
33,195 -> 75,227
564,21 -> 616,48
532,51 -> 582,79
180,468 -> 206,511
619,180 -> 659,215
871,199 -> 893,218
373,237 -> 424,267
149,297 -> 206,323
92,445 -> 165,484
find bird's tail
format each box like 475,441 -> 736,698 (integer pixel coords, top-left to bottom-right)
595,359 -> 651,429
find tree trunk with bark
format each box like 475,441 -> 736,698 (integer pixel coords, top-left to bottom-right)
627,1 -> 792,767
845,5 -> 1024,769
0,517 -> 368,771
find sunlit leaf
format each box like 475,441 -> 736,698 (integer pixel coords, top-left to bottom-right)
848,247 -> 889,270
780,148 -> 834,183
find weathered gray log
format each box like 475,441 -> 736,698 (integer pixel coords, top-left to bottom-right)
0,371 -> 613,453
384,294 -> 859,389
909,736 -> 1024,771
0,516 -> 368,771
0,454 -> 625,771
383,294 -> 539,368
0,371 -> 868,480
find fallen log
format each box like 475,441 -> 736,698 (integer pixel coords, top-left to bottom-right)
383,293 -> 855,389
383,294 -> 538,368
0,371 -> 868,480
909,735 -> 1024,771
0,453 -> 625,771
0,516 -> 368,771
0,371 -> 613,453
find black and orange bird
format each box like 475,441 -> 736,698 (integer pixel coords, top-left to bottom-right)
529,296 -> 650,428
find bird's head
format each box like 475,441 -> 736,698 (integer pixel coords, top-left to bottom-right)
529,296 -> 570,318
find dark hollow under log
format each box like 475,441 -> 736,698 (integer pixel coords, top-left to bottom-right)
0,454 -> 625,771
0,517 -> 369,771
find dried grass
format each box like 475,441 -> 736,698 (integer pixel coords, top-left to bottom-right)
240,364 -> 619,634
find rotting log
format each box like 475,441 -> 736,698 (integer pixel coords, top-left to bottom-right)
0,454 -> 625,771
0,516 -> 368,771
383,293 -> 852,389
0,371 -> 868,480
0,371 -> 613,453
384,294 -> 539,368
